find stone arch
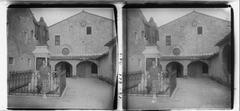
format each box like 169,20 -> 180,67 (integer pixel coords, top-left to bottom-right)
55,61 -> 73,77
76,61 -> 98,77
187,61 -> 209,77
166,61 -> 184,77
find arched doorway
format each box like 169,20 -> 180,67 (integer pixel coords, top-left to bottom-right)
76,61 -> 98,77
188,61 -> 208,77
166,62 -> 183,77
55,61 -> 72,77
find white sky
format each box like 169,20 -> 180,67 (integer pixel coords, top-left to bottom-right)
30,8 -> 230,27
30,8 -> 114,26
141,8 -> 231,27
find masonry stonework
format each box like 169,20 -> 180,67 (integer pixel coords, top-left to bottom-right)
8,8 -> 38,72
47,10 -> 115,79
125,9 -> 232,87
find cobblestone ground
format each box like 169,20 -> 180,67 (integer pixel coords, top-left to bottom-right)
127,77 -> 232,110
8,78 -> 114,109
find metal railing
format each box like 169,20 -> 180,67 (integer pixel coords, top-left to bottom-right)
169,70 -> 177,96
125,71 -> 176,96
8,70 -> 66,97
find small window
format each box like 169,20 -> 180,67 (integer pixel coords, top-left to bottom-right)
62,48 -> 70,55
166,35 -> 171,46
9,57 -> 14,65
141,31 -> 145,38
55,35 -> 60,46
197,26 -> 203,35
24,31 -> 28,44
173,48 -> 181,55
134,32 -> 138,44
86,26 -> 92,35
28,58 -> 31,66
31,30 -> 34,38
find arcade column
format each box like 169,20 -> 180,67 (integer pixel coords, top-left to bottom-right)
183,64 -> 188,77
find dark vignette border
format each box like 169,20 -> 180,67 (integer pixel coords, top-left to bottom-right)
122,2 -> 234,110
7,2 -> 118,110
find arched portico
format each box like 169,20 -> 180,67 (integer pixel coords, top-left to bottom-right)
187,61 -> 209,77
55,61 -> 73,77
166,62 -> 184,77
76,61 -> 98,77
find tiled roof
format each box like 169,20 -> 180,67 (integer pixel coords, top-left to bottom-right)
215,33 -> 231,46
160,51 -> 219,60
104,37 -> 116,47
50,51 -> 109,60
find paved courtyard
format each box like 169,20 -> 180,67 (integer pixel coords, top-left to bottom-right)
8,78 -> 114,109
127,77 -> 232,110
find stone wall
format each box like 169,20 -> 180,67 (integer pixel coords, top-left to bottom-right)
99,54 -> 113,79
7,8 -> 38,72
209,41 -> 232,86
126,9 -> 149,74
48,11 -> 114,56
157,11 -> 231,56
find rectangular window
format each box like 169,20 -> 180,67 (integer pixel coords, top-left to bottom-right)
86,26 -> 92,35
55,35 -> 60,46
9,57 -> 14,65
141,31 -> 145,38
197,26 -> 203,35
31,30 -> 34,38
166,35 -> 171,46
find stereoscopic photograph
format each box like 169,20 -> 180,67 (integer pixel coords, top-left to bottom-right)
7,7 -> 117,109
123,8 -> 233,110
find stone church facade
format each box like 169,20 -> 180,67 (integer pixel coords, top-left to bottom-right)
125,9 -> 232,87
8,9 -> 116,81
157,11 -> 231,78
47,10 -> 116,79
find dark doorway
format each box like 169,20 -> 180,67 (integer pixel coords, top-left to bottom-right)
166,62 -> 183,77
91,63 -> 98,74
77,61 -> 98,77
188,61 -> 208,77
55,61 -> 72,77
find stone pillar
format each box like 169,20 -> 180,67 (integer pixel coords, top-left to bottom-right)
161,62 -> 168,72
183,64 -> 188,77
72,61 -> 78,77
49,61 -> 57,72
